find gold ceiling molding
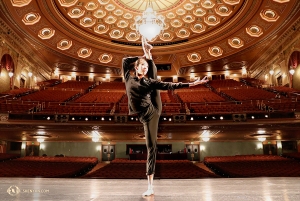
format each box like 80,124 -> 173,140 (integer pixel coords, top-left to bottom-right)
10,0 -> 32,7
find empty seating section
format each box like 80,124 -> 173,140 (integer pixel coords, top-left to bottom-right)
221,88 -> 278,101
40,103 -> 112,114
50,80 -> 95,90
37,79 -> 61,87
204,155 -> 300,177
269,86 -> 299,93
208,79 -> 245,89
263,99 -> 297,112
1,88 -> 34,96
0,156 -> 98,178
0,100 -> 39,113
176,90 -> 225,103
282,152 -> 300,160
83,159 -> 218,179
94,82 -> 125,90
0,153 -> 20,161
190,102 -> 261,114
21,90 -> 80,102
74,91 -> 124,103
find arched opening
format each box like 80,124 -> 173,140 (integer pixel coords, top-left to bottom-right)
288,51 -> 300,89
0,54 -> 15,91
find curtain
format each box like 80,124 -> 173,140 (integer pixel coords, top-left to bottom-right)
289,51 -> 300,69
0,54 -> 14,71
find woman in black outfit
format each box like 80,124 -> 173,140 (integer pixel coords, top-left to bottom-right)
122,37 -> 208,196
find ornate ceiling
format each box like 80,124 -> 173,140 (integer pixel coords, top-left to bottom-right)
0,0 -> 300,78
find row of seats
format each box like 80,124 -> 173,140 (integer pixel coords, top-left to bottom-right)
74,91 -> 124,103
204,155 -> 300,177
83,159 -> 219,179
0,156 -> 97,178
21,90 -> 80,102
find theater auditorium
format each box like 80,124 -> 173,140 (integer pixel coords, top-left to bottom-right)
1,0 -> 300,200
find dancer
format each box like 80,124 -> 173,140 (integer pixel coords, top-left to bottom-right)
122,36 -> 208,196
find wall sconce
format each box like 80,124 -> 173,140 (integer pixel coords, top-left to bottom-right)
289,68 -> 295,75
200,145 -> 205,151
8,71 -> 14,77
269,69 -> 274,75
28,72 -> 33,77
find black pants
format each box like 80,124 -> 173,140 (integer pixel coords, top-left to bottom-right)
138,104 -> 160,175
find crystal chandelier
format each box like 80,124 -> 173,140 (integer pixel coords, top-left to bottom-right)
134,5 -> 165,41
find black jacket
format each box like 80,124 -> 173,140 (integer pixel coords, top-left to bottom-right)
122,56 -> 189,115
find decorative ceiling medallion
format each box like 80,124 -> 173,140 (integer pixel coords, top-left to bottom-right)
228,37 -> 244,48
223,0 -> 240,5
58,0 -> 78,7
115,0 -> 183,13
215,5 -> 232,16
125,32 -> 140,41
166,12 -> 176,19
98,53 -> 112,63
201,0 -> 215,8
190,23 -> 206,33
193,8 -> 206,16
159,32 -> 174,41
260,9 -> 279,22
105,4 -> 115,11
183,15 -> 195,23
11,0 -> 32,7
114,9 -> 124,16
38,28 -> 55,39
68,8 -> 85,18
176,28 -> 190,38
57,39 -> 72,50
171,19 -> 183,28
93,9 -> 106,18
104,15 -> 117,24
176,8 -> 186,15
272,0 -> 290,3
204,15 -> 220,26
184,3 -> 194,10
117,20 -> 129,28
77,48 -> 92,58
246,25 -> 263,37
109,29 -> 124,39
187,52 -> 201,63
94,24 -> 109,34
208,46 -> 223,57
22,12 -> 41,25
80,17 -> 96,27
85,2 -> 98,10
123,13 -> 133,19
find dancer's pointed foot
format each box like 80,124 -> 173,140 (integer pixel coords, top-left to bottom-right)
142,189 -> 154,196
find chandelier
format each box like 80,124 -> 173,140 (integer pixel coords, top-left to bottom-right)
134,5 -> 165,41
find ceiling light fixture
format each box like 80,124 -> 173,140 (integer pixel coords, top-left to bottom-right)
134,1 -> 165,41
258,137 -> 266,142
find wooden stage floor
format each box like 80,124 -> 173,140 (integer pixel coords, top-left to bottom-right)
1,177 -> 300,201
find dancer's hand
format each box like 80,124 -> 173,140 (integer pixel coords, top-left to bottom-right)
142,36 -> 153,60
189,76 -> 209,87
